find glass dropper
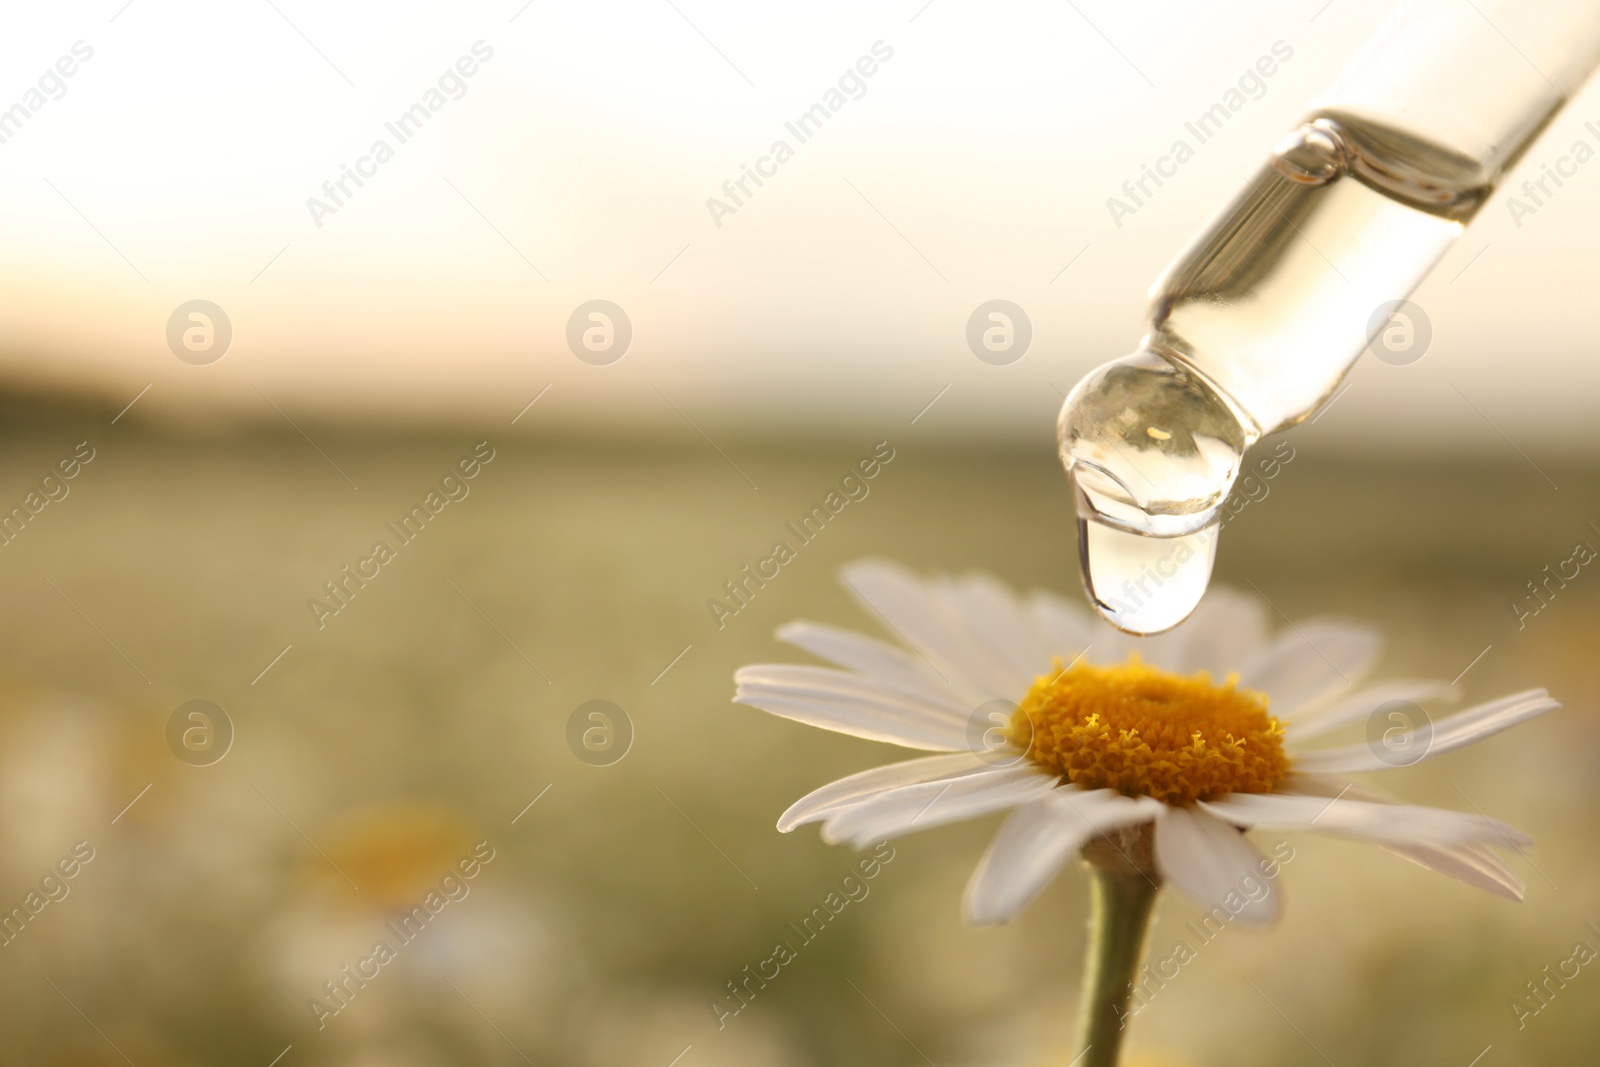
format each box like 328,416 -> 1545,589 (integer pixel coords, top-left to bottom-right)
1060,0 -> 1600,634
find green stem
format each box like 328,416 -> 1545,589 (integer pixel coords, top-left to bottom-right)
1073,854 -> 1160,1067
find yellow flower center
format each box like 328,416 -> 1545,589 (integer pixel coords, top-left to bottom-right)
1007,656 -> 1289,805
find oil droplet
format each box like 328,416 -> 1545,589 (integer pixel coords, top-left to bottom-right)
1078,518 -> 1217,635
1062,112 -> 1489,633
1061,352 -> 1241,635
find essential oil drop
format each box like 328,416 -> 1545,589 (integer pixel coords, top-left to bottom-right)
1063,113 -> 1494,633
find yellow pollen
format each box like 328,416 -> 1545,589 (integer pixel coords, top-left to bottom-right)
1008,655 -> 1289,805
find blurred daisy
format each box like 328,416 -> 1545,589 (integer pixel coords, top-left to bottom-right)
735,560 -> 1558,926
260,802 -> 560,1054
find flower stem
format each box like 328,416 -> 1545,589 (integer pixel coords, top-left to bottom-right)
1074,833 -> 1161,1067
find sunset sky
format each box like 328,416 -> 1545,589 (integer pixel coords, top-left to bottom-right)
3,0 -> 1598,454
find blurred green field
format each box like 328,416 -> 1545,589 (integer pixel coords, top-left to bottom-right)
0,391 -> 1596,1066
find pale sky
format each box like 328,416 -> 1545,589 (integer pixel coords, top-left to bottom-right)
2,0 -> 1597,454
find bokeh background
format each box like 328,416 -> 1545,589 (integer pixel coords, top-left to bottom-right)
1,0 -> 1598,1064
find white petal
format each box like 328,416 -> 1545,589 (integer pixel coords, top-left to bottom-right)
1176,587 -> 1270,677
1210,785 -> 1526,900
735,666 -> 967,750
935,573 -> 1052,683
753,648 -> 973,719
1238,618 -> 1384,717
1393,687 -> 1559,758
1023,590 -> 1107,680
777,753 -> 993,832
1275,771 -> 1391,803
1153,805 -> 1281,926
1381,840 -> 1525,901
1290,689 -> 1559,774
1086,618 -> 1142,667
819,766 -> 1057,848
776,620 -> 982,706
1028,591 -> 1095,660
1286,679 -> 1458,739
1200,791 -> 1531,850
1049,579 -> 1191,672
841,559 -> 1034,698
1044,785 -> 1166,838
963,802 -> 1084,927
1091,614 -> 1192,672
1024,586 -> 1194,676
963,788 -> 1162,925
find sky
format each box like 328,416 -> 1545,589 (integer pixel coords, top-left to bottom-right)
2,0 -> 1598,455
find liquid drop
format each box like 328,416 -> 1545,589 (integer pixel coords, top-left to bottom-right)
1062,113 -> 1493,634
1078,518 -> 1218,635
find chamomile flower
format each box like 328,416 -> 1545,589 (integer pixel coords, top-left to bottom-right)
734,560 -> 1558,926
